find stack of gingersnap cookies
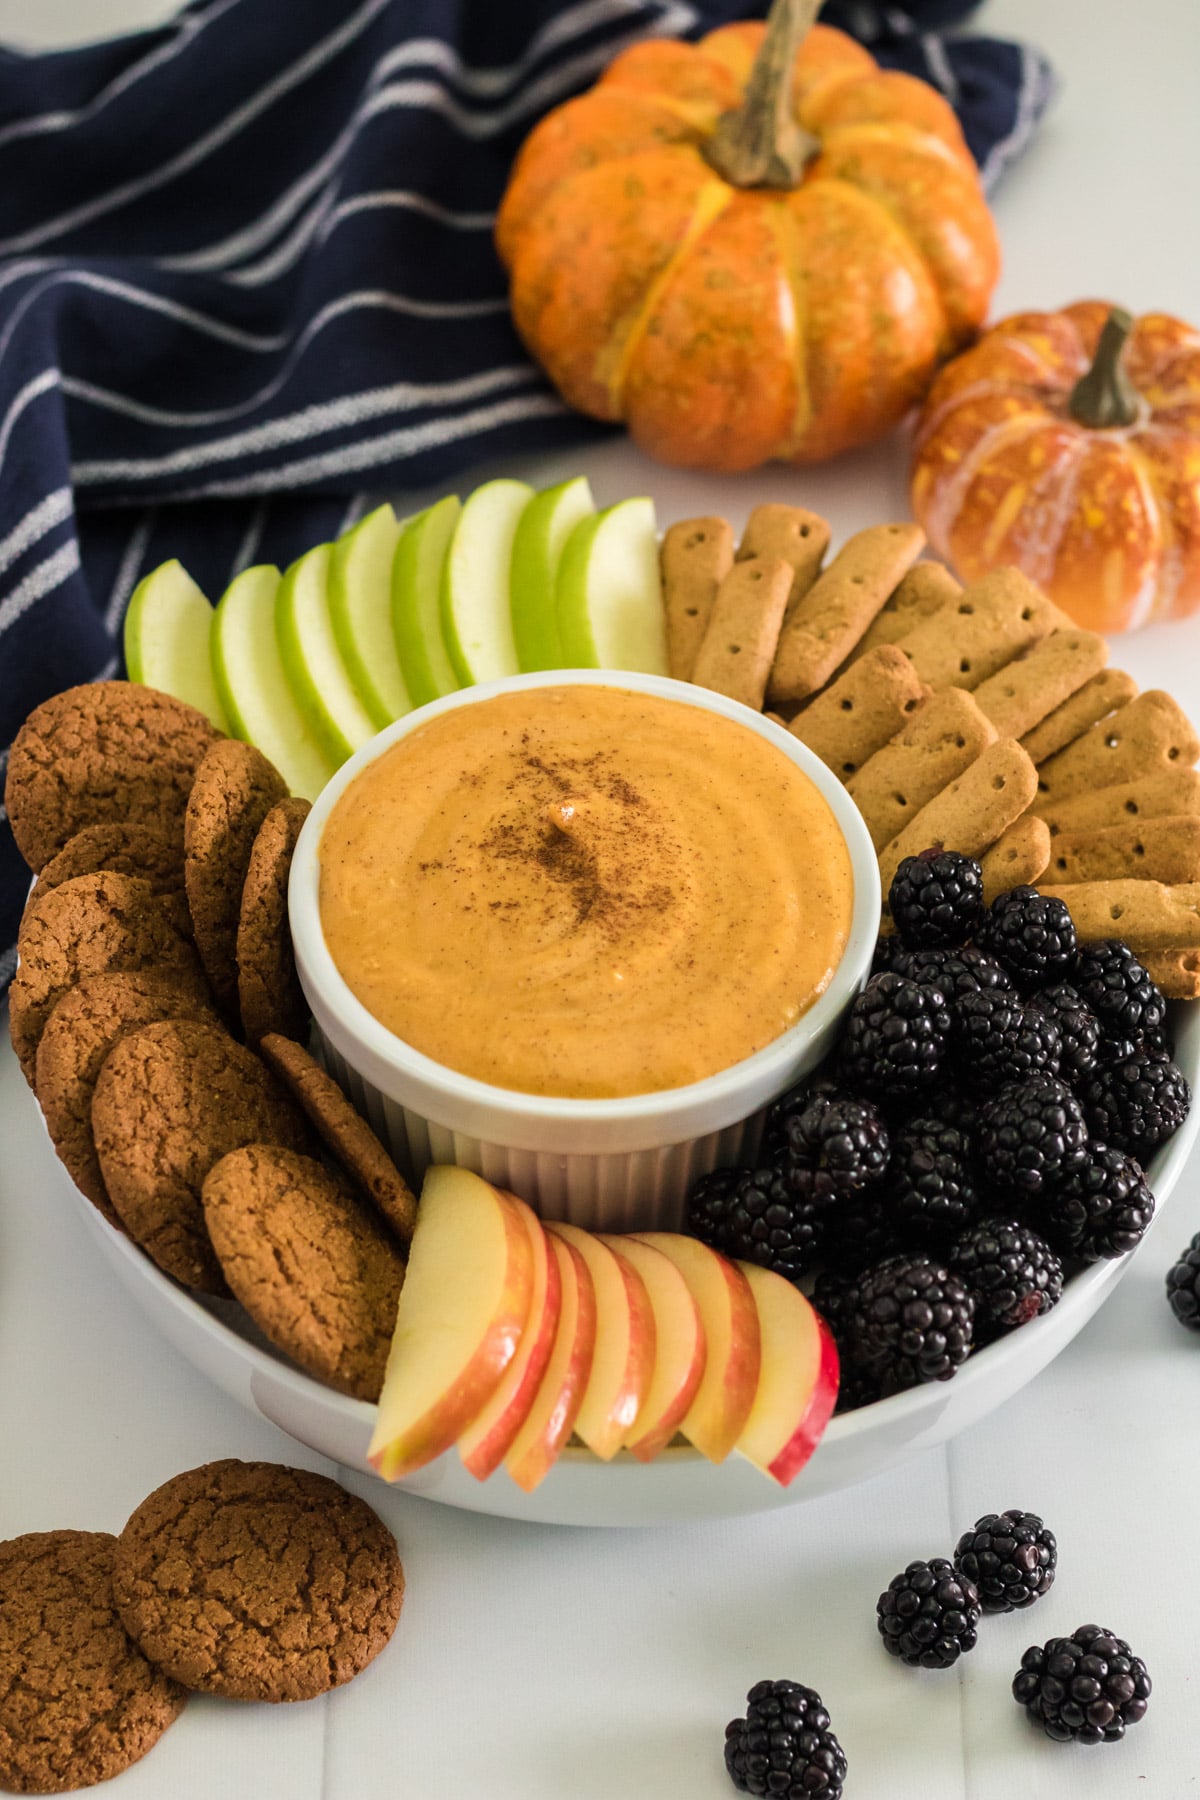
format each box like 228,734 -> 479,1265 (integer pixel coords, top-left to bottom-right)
663,505 -> 1200,996
5,681 -> 412,1405
0,1459 -> 404,1793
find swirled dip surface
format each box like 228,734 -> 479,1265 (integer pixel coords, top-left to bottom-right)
319,686 -> 853,1098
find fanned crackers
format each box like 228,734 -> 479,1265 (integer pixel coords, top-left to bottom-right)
879,739 -> 1039,894
789,647 -> 928,778
767,524 -> 925,705
661,517 -> 734,681
691,556 -> 791,711
846,688 -> 996,852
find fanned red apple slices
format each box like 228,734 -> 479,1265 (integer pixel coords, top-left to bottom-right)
368,1167 -> 840,1493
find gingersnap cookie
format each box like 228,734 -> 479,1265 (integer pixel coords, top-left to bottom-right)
259,1034 -> 418,1244
35,969 -> 218,1229
113,1461 -> 404,1703
0,1529 -> 185,1794
236,797 -> 311,1043
5,681 -> 220,875
184,738 -> 289,1015
9,872 -> 200,1086
91,1019 -> 310,1292
203,1146 -> 405,1400
35,818 -> 187,903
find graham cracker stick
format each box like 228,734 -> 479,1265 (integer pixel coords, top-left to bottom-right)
1034,769 -> 1200,839
661,516 -> 735,681
878,738 -> 1039,895
846,687 -> 997,851
852,562 -> 962,662
1140,946 -> 1200,1000
1020,669 -> 1138,765
736,504 -> 830,614
972,628 -> 1109,742
1038,881 -> 1200,951
1035,691 -> 1200,804
892,567 -> 1062,693
980,815 -> 1052,906
1043,816 -> 1200,887
767,523 -> 925,706
690,556 -> 791,711
788,645 -> 929,779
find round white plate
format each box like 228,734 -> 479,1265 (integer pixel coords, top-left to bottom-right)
66,1002 -> 1199,1528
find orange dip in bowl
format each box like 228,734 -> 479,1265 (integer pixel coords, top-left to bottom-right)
318,686 -> 853,1099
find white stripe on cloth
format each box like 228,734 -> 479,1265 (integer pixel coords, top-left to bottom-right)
0,538 -> 82,636
979,44 -> 1056,193
0,488 -> 72,579
321,189 -> 495,234
0,944 -> 16,988
337,494 -> 371,536
104,514 -> 156,633
920,34 -> 959,105
0,370 -> 63,478
230,501 -> 268,581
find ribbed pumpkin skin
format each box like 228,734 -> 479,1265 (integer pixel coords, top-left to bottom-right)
495,23 -> 1000,471
911,301 -> 1200,633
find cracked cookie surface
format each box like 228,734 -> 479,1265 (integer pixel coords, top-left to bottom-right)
36,818 -> 188,900
113,1461 -> 404,1703
236,797 -> 311,1043
185,739 -> 288,1015
0,1529 -> 185,1794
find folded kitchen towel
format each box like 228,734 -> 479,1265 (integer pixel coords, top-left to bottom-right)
0,0 -> 1055,989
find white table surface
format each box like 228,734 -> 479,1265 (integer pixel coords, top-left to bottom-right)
3,1 -> 1200,1795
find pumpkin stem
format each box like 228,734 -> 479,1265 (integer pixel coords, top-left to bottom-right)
702,0 -> 823,190
1068,307 -> 1141,429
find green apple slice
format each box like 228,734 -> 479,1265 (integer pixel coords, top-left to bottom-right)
329,503 -> 412,730
440,478 -> 533,685
212,565 -> 336,800
392,495 -> 463,708
556,496 -> 668,674
123,559 -> 231,731
276,542 -> 377,766
510,477 -> 595,672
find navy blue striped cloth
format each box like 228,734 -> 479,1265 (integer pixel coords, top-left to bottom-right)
0,0 -> 1055,989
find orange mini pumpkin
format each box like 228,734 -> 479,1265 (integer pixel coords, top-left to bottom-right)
911,300 -> 1200,632
495,0 -> 999,471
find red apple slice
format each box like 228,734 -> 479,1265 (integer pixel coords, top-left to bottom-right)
504,1232 -> 597,1493
598,1234 -> 706,1462
458,1197 -> 561,1481
369,1166 -> 535,1481
734,1261 -> 840,1487
547,1223 -> 655,1461
631,1233 -> 760,1463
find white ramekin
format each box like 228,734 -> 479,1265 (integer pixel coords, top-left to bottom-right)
288,670 -> 880,1230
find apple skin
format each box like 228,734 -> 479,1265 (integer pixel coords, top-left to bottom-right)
546,1222 -> 655,1462
630,1233 -> 760,1463
769,1317 -> 839,1488
391,495 -> 462,708
124,559 -> 231,732
369,1168 -> 535,1482
734,1261 -> 840,1489
509,476 -> 594,672
328,503 -> 410,729
439,478 -> 532,686
458,1197 -> 561,1481
504,1232 -> 597,1494
555,496 -> 668,675
276,542 -> 377,766
597,1234 -> 706,1462
211,563 -> 335,801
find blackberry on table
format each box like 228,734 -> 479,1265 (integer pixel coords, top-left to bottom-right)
889,848 -> 984,950
1166,1231 -> 1200,1330
763,1094 -> 889,1197
846,1254 -> 975,1393
977,1075 -> 1089,1198
877,1559 -> 981,1669
976,885 -> 1077,988
888,1118 -> 983,1246
948,1218 -> 1064,1332
724,1679 -> 847,1800
1071,939 -> 1167,1040
1028,983 -> 1101,1083
684,1165 -> 830,1283
953,989 -> 1062,1090
954,1510 -> 1057,1613
1013,1625 -> 1151,1744
837,972 -> 951,1099
1042,1145 -> 1155,1262
889,944 -> 1014,1004
1079,1053 -> 1191,1160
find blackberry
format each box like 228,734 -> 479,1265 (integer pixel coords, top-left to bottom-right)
876,1559 -> 981,1669
812,1269 -> 883,1412
889,944 -> 1014,1005
1165,1231 -> 1200,1330
724,1680 -> 847,1800
764,1094 -> 889,1197
1028,983 -> 1101,1083
1096,1029 -> 1171,1069
1013,1625 -> 1151,1744
1042,1145 -> 1154,1262
816,1186 -> 898,1275
1071,939 -> 1167,1040
953,989 -> 1061,1090
837,972 -> 951,1099
888,1119 -> 983,1246
847,1254 -> 975,1393
976,885 -> 1077,988
977,1075 -> 1089,1198
760,1073 -> 846,1160
889,848 -> 984,949
684,1166 -> 829,1283
954,1509 -> 1057,1613
948,1218 -> 1064,1332
1079,1053 -> 1190,1160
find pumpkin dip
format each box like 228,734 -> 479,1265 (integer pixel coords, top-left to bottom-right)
318,685 -> 853,1099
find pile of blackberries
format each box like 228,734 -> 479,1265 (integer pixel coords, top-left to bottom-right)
687,850 -> 1191,1410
